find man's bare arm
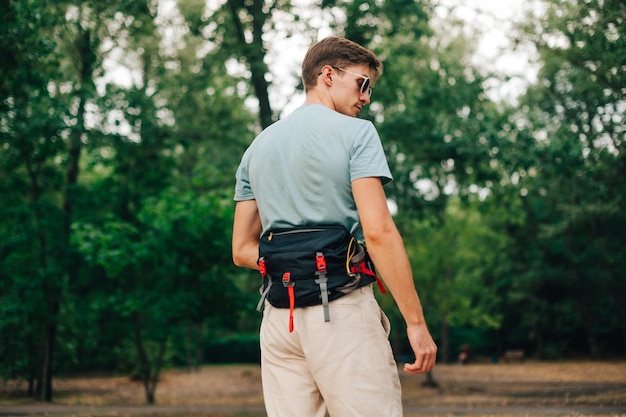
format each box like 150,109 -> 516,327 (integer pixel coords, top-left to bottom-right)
232,200 -> 263,270
352,177 -> 437,373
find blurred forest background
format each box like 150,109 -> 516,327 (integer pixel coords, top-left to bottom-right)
1,0 -> 624,406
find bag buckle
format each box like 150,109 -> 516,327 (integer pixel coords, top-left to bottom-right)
282,272 -> 294,287
315,253 -> 327,273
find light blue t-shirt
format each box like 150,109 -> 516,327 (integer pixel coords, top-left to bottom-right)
234,104 -> 392,240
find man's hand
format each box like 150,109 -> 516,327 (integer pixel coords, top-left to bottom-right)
403,323 -> 437,374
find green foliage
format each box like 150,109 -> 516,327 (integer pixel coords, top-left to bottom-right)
71,190 -> 241,347
2,0 -> 626,402
333,0 -> 625,362
334,0 -> 511,362
322,0 -> 431,45
390,199 -> 507,362
205,334 -> 261,364
501,0 -> 626,358
1,0 -> 256,402
0,0 -> 71,398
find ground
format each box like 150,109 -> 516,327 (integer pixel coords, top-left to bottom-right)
1,361 -> 625,416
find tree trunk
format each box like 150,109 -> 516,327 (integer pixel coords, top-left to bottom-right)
186,319 -> 193,372
576,287 -> 601,358
226,0 -> 273,128
37,321 -> 57,401
422,370 -> 438,388
23,140 -> 52,401
607,270 -> 626,349
440,315 -> 450,364
35,58 -> 88,405
23,111 -> 62,403
440,266 -> 453,364
185,319 -> 201,372
133,312 -> 168,405
570,266 -> 601,358
596,236 -> 626,349
534,321 -> 544,360
566,232 -> 601,358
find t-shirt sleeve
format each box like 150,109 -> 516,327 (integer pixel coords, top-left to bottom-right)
234,149 -> 255,201
349,122 -> 393,185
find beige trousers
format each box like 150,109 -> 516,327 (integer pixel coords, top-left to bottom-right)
260,285 -> 402,417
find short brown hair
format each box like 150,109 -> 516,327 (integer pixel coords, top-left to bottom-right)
301,36 -> 383,92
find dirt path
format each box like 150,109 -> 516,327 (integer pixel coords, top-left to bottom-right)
2,361 -> 625,417
1,403 -> 625,416
0,404 -> 626,417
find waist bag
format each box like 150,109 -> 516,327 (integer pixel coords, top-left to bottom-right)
256,225 -> 386,332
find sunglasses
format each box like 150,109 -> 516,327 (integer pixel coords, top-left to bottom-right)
333,67 -> 372,97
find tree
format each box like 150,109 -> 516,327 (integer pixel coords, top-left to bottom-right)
72,189 -> 240,403
183,0 -> 295,128
1,0 -> 259,403
0,0 -> 68,401
505,0 -> 626,357
66,0 -> 258,402
395,200 -> 506,363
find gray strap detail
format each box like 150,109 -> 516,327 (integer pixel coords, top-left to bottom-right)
314,251 -> 330,322
315,274 -> 330,322
256,276 -> 272,312
350,242 -> 366,264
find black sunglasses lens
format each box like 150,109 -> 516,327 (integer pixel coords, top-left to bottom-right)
360,78 -> 370,95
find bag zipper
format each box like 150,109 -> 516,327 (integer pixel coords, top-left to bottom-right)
268,228 -> 329,241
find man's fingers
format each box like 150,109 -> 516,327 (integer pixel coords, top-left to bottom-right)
403,353 -> 435,374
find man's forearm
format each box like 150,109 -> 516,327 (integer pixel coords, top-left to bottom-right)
232,200 -> 262,270
365,225 -> 426,327
234,242 -> 260,270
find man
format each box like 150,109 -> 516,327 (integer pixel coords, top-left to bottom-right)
232,36 -> 436,417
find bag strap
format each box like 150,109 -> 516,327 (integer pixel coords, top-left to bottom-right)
282,272 -> 295,332
256,252 -> 332,332
314,252 -> 330,323
256,257 -> 271,312
348,243 -> 387,294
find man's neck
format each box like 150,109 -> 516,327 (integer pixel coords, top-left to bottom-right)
304,89 -> 334,110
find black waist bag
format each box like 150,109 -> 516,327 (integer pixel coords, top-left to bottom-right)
256,225 -> 376,331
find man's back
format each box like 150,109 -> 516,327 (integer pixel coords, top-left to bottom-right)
235,103 -> 391,238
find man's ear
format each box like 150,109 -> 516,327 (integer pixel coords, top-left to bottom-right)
320,65 -> 333,85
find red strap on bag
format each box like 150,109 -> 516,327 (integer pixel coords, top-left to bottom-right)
287,286 -> 295,332
258,257 -> 267,278
351,262 -> 387,294
282,272 -> 295,332
372,272 -> 387,295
